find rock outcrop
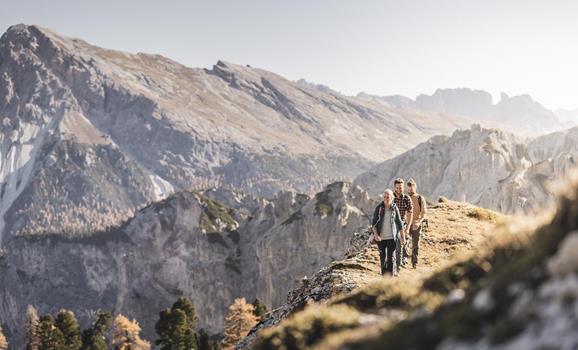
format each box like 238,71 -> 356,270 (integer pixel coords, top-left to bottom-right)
0,181 -> 373,348
355,124 -> 578,214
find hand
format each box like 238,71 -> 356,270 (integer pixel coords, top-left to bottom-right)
373,233 -> 382,242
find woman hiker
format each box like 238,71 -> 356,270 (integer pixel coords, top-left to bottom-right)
369,188 -> 404,276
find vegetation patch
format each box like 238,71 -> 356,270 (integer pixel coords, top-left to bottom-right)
315,190 -> 334,217
467,207 -> 501,223
196,193 -> 237,233
254,304 -> 362,350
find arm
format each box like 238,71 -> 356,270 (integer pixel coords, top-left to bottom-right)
419,196 -> 427,223
394,206 -> 405,243
405,196 -> 413,231
370,205 -> 379,235
394,206 -> 403,232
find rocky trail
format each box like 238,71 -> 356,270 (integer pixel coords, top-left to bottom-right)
239,198 -> 503,349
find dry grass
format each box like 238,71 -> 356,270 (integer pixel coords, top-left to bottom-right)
253,200 -> 512,350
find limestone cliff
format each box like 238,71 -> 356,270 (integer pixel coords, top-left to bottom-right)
355,124 -> 578,214
0,181 -> 372,348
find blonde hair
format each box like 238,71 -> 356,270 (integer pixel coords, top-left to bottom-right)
383,189 -> 394,197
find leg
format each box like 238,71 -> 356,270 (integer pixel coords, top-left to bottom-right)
402,236 -> 409,265
385,239 -> 396,275
411,226 -> 422,267
377,240 -> 387,274
395,238 -> 402,274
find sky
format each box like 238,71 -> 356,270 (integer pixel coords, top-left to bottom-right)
1,0 -> 578,110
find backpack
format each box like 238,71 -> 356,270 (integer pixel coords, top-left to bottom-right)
416,194 -> 423,211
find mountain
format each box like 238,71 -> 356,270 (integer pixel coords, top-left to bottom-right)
555,108 -> 578,128
358,88 -> 563,135
0,24 -> 481,243
354,124 -> 578,213
0,181 -> 374,347
247,176 -> 578,350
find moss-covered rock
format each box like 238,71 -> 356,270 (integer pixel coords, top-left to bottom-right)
195,193 -> 238,233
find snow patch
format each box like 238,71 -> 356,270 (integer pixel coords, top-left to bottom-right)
149,174 -> 174,200
0,122 -> 48,245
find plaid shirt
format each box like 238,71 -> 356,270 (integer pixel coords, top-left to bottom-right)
393,192 -> 413,225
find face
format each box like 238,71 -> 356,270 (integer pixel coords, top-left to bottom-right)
407,183 -> 416,195
383,191 -> 393,205
394,183 -> 403,195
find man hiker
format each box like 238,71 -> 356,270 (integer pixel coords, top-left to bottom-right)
370,189 -> 404,275
407,178 -> 427,268
393,178 -> 413,273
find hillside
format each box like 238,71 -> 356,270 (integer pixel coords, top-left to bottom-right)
354,124 -> 578,214
0,181 -> 376,348
239,198 -> 504,349
0,24 -> 482,242
244,176 -> 578,350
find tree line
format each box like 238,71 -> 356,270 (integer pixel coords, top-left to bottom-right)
0,297 -> 268,350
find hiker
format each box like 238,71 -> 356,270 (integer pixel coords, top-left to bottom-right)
370,189 -> 403,275
393,178 -> 413,272
407,178 -> 427,268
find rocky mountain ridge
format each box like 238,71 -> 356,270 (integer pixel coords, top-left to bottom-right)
0,24 -> 483,243
358,88 -> 562,135
240,198 -> 503,349
354,124 -> 578,214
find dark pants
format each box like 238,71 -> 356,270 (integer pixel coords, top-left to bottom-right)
377,239 -> 396,275
396,235 -> 407,272
410,225 -> 422,266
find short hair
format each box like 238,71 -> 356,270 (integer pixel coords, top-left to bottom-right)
394,178 -> 404,185
407,178 -> 417,186
383,189 -> 394,197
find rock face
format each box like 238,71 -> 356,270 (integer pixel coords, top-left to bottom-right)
354,124 -> 578,213
0,181 -> 374,347
0,24 -> 481,243
358,88 -> 562,135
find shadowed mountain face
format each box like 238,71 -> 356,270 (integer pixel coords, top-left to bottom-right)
355,124 -> 578,214
0,181 -> 374,347
0,24 -> 482,243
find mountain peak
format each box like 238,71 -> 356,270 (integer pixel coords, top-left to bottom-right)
0,23 -> 78,57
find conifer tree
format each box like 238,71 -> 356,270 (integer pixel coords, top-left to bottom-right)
155,297 -> 197,350
37,315 -> 65,350
81,311 -> 112,350
25,305 -> 40,350
55,309 -> 82,350
220,298 -> 259,350
251,298 -> 269,321
196,328 -> 218,350
0,325 -> 8,350
111,314 -> 150,350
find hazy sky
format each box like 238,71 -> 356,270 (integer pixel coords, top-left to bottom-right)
1,0 -> 577,109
